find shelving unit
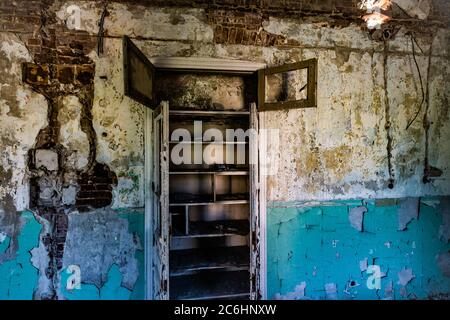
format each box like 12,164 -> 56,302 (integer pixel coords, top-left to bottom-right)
123,47 -> 315,299
168,108 -> 251,300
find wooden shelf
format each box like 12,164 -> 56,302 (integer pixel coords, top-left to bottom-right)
203,293 -> 250,300
170,246 -> 249,276
170,200 -> 249,206
169,270 -> 250,300
169,193 -> 249,206
170,165 -> 249,172
170,109 -> 250,116
170,170 -> 249,175
186,293 -> 250,300
172,219 -> 249,238
216,194 -> 249,202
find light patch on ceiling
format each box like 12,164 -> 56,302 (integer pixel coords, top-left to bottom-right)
360,0 -> 392,29
360,0 -> 392,11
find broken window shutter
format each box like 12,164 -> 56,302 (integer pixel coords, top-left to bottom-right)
123,36 -> 156,109
258,58 -> 317,111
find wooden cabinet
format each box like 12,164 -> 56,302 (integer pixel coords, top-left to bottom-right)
123,36 -> 317,300
167,107 -> 254,300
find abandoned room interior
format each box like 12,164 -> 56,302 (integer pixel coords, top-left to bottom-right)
0,0 -> 449,301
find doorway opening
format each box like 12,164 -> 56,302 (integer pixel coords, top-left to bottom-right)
152,69 -> 260,300
124,39 -> 316,299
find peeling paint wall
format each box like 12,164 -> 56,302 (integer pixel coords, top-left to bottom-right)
268,197 -> 450,300
0,0 -> 449,299
43,0 -> 450,202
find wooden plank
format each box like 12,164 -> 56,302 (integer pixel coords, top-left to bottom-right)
150,56 -> 265,74
158,100 -> 170,299
186,293 -> 249,300
169,270 -> 250,300
170,266 -> 249,276
170,246 -> 250,276
263,58 -> 316,75
169,193 -> 249,206
123,36 -> 155,108
172,219 -> 250,238
170,200 -> 250,207
169,170 -> 249,175
170,110 -> 250,116
250,102 -> 260,300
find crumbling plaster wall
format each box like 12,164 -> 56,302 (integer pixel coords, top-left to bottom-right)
0,0 -> 146,299
0,0 -> 449,299
49,0 -> 450,202
268,196 -> 450,300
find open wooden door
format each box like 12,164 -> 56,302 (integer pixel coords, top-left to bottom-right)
123,36 -> 156,108
123,36 -> 164,299
249,102 -> 261,300
254,58 -> 318,299
152,101 -> 170,299
258,58 -> 317,111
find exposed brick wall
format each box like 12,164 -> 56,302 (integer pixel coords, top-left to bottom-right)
207,10 -> 294,46
22,55 -> 118,298
113,0 -> 449,23
77,163 -> 117,211
2,0 -> 117,299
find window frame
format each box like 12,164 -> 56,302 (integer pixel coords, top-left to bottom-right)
258,58 -> 318,111
123,36 -> 156,108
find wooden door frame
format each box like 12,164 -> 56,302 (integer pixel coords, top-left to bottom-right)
144,57 -> 268,300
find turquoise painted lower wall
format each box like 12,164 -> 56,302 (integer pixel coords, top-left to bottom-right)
2,197 -> 449,300
0,209 -> 145,300
267,197 -> 450,300
0,211 -> 41,299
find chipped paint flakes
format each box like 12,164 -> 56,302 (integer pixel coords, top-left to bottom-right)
325,283 -> 338,300
1,211 -> 42,299
383,281 -> 394,300
0,231 -> 7,243
360,258 -> 368,272
62,209 -> 139,291
349,205 -> 368,231
268,199 -> 450,299
274,281 -> 307,300
398,197 -> 419,231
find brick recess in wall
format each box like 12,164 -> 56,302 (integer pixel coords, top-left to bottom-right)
207,9 -> 294,46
